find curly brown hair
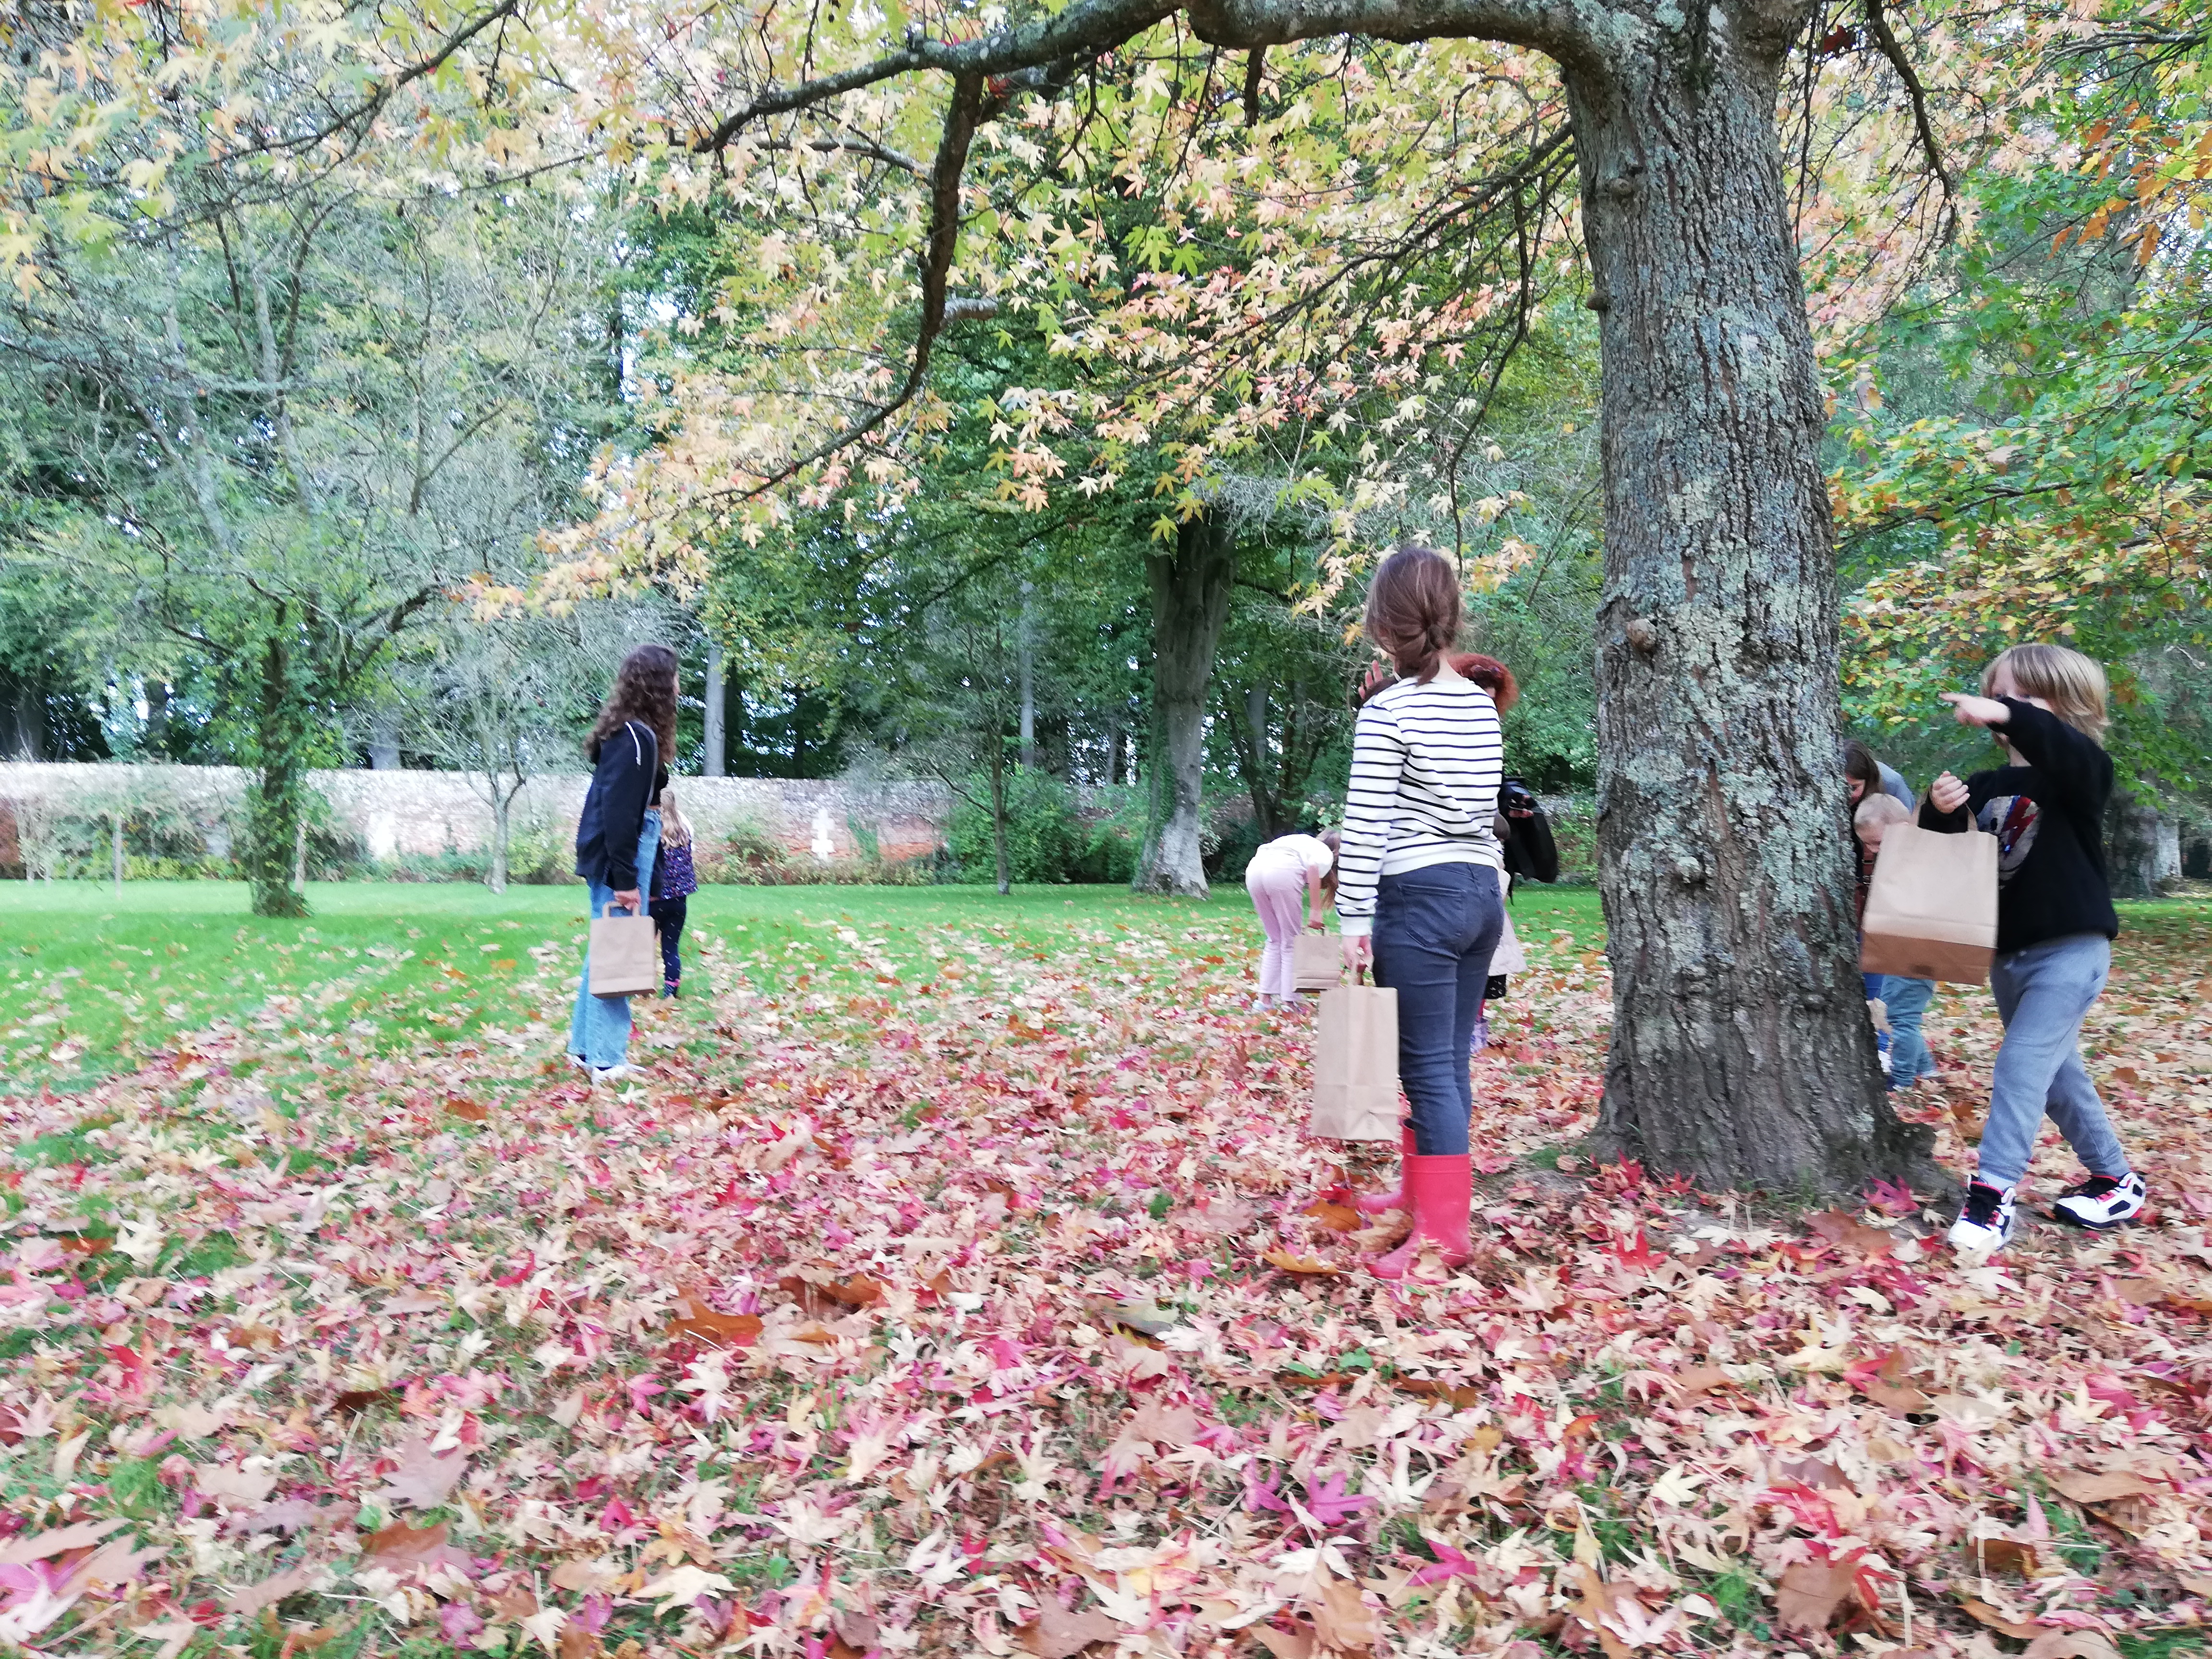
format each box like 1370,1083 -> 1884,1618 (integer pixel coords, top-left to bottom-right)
1447,652 -> 1518,715
586,644 -> 680,764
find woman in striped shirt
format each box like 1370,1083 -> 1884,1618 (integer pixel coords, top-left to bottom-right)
1339,546 -> 1505,1278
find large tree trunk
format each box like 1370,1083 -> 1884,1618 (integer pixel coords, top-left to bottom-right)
1568,19 -> 1934,1192
703,641 -> 727,778
1132,510 -> 1236,897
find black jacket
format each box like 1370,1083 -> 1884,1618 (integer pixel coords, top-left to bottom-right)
1917,699 -> 2118,953
575,720 -> 660,892
1498,779 -> 1558,884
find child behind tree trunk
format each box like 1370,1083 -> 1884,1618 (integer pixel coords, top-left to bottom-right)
651,790 -> 700,998
1854,793 -> 1910,1076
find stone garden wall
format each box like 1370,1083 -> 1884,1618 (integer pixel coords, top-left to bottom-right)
0,762 -> 952,878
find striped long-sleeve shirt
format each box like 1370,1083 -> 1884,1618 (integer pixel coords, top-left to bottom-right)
1334,666 -> 1504,936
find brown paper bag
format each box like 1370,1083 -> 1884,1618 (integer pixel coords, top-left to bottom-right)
1292,931 -> 1341,993
1310,976 -> 1400,1141
588,911 -> 661,996
1860,822 -> 1997,985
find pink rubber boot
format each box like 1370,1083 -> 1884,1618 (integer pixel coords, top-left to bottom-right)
1368,1154 -> 1473,1279
1354,1122 -> 1418,1215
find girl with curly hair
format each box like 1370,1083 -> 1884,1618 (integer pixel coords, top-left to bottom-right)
568,643 -> 679,1082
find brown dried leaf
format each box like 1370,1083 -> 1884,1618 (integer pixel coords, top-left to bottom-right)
1957,1598 -> 2043,1639
669,1294 -> 763,1348
1970,1538 -> 2039,1577
1311,1578 -> 1382,1652
1807,1209 -> 1896,1256
329,1387 -> 397,1417
1263,1249 -> 1341,1275
1015,1603 -> 1122,1659
2021,1633 -> 2121,1659
360,1520 -> 462,1571
1394,1379 -> 1482,1408
224,1564 -> 315,1619
1251,1624 -> 1317,1659
2050,1471 -> 2162,1505
371,1436 -> 468,1512
1300,1199 -> 1363,1233
1671,1366 -> 1732,1397
1775,1560 -> 1862,1633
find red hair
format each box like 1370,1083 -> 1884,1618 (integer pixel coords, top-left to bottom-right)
1447,652 -> 1518,715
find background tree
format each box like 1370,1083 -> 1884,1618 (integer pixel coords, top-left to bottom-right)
1833,11 -> 2212,894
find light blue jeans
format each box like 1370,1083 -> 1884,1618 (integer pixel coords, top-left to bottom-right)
568,810 -> 661,1070
1880,974 -> 1937,1086
1976,933 -> 2129,1189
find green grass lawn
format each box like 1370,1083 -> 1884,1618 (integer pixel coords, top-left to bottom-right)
36,878 -> 2212,1098
0,878 -> 1609,1091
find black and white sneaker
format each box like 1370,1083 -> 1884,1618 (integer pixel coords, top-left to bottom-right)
2053,1171 -> 2146,1231
1947,1180 -> 2017,1254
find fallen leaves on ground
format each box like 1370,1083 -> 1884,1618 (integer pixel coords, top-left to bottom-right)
1,907 -> 2209,1658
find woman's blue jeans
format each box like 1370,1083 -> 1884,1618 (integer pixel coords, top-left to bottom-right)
568,810 -> 661,1070
1370,863 -> 1503,1156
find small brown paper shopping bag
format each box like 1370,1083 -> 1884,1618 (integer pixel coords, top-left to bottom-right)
588,909 -> 661,997
1292,931 -> 1342,993
1310,971 -> 1400,1142
1860,821 -> 1997,985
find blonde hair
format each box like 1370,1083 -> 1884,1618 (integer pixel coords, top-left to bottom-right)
658,788 -> 694,849
1317,827 -> 1342,908
1981,644 -> 2109,741
1853,794 -> 1908,831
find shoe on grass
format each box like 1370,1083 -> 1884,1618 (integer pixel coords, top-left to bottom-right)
591,1064 -> 635,1084
1947,1179 -> 2017,1254
2052,1171 -> 2146,1230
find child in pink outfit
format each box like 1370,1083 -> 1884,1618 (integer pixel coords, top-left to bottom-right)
1245,830 -> 1339,1005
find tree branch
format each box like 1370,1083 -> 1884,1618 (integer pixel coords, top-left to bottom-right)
694,0 -> 1591,155
703,72 -> 987,502
1860,0 -> 1955,240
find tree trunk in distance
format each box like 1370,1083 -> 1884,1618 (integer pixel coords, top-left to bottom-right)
144,679 -> 170,758
2107,790 -> 2175,900
293,817 -> 307,894
1246,684 -> 1275,839
111,812 -> 123,894
703,641 -> 727,778
369,709 -> 400,771
12,683 -> 43,761
490,792 -> 511,894
1019,581 -> 1037,770
989,736 -> 1011,896
1132,510 -> 1236,897
246,628 -> 310,918
1568,21 -> 1936,1194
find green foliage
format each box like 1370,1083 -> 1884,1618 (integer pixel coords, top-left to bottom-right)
947,771 -> 1140,885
